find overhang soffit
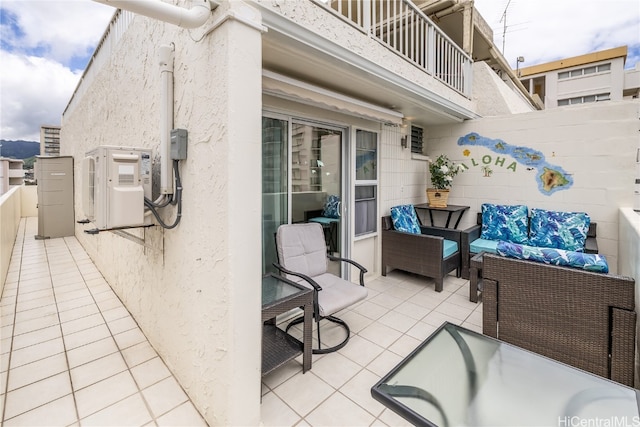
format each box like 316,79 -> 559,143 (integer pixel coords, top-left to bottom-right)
257,4 -> 476,124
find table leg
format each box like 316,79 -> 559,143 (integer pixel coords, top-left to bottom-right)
469,265 -> 479,303
302,299 -> 312,372
453,212 -> 464,229
445,212 -> 453,228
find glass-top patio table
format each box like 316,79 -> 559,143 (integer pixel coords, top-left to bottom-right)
262,273 -> 312,376
372,322 -> 640,426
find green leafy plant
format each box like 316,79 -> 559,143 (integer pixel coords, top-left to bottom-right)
428,154 -> 462,190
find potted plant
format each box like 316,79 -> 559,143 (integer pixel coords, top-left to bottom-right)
427,154 -> 461,207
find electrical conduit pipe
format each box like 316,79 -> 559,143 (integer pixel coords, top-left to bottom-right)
159,44 -> 175,195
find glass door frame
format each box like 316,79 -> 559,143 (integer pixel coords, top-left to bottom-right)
262,111 -> 352,279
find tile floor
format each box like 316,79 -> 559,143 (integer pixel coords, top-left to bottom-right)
260,268 -> 483,427
1,217 -> 483,426
0,218 -> 207,426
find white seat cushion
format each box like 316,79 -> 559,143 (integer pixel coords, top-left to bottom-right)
276,222 -> 367,318
311,273 -> 368,317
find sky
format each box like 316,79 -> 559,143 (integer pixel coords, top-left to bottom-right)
0,0 -> 639,142
473,0 -> 640,69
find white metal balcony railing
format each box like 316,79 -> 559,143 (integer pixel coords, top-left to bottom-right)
319,0 -> 472,97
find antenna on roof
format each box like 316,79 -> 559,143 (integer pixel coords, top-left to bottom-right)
499,0 -> 512,54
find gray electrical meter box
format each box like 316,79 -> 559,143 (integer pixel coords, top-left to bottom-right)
170,129 -> 188,160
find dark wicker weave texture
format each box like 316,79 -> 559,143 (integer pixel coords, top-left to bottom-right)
381,216 -> 461,292
482,253 -> 636,387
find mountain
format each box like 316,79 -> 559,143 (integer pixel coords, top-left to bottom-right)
0,140 -> 40,159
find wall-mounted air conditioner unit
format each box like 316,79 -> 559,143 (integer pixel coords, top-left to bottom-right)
82,145 -> 152,230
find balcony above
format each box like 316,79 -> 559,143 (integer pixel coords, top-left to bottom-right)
256,0 -> 479,125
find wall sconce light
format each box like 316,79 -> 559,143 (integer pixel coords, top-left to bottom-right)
400,119 -> 409,149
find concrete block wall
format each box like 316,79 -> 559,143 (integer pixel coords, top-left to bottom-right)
425,101 -> 640,273
380,124 -> 431,215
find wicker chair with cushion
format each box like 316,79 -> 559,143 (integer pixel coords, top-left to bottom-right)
381,205 -> 461,292
482,253 -> 636,386
274,222 -> 368,354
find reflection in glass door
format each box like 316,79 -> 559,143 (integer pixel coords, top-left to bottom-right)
261,117 -> 288,274
291,123 -> 343,274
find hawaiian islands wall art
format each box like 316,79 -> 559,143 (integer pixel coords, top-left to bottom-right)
457,132 -> 573,195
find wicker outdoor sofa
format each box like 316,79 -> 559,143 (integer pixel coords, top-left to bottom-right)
482,253 -> 637,387
461,211 -> 599,280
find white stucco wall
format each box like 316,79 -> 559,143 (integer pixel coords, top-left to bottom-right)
472,61 -> 535,116
424,100 -> 640,274
60,2 -> 264,425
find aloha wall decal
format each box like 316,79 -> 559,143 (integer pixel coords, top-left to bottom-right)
457,132 -> 573,195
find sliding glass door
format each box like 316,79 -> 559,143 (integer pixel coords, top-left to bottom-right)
262,116 -> 345,275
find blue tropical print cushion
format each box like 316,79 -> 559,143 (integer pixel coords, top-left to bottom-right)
390,205 -> 421,234
323,195 -> 341,219
497,241 -> 608,273
480,204 -> 529,244
528,208 -> 590,252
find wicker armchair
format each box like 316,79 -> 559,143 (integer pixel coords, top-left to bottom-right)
482,253 -> 636,386
381,216 -> 461,292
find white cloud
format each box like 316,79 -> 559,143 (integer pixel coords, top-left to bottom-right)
475,0 -> 640,68
1,0 -> 114,66
0,51 -> 82,141
0,0 -> 113,141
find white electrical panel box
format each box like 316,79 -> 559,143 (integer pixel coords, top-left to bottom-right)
82,146 -> 152,230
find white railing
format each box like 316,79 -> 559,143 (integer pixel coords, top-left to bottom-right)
320,0 -> 472,97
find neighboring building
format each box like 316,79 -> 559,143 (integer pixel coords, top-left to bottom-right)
58,0 -> 638,425
40,124 -> 61,155
518,46 -> 640,109
0,157 -> 25,195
